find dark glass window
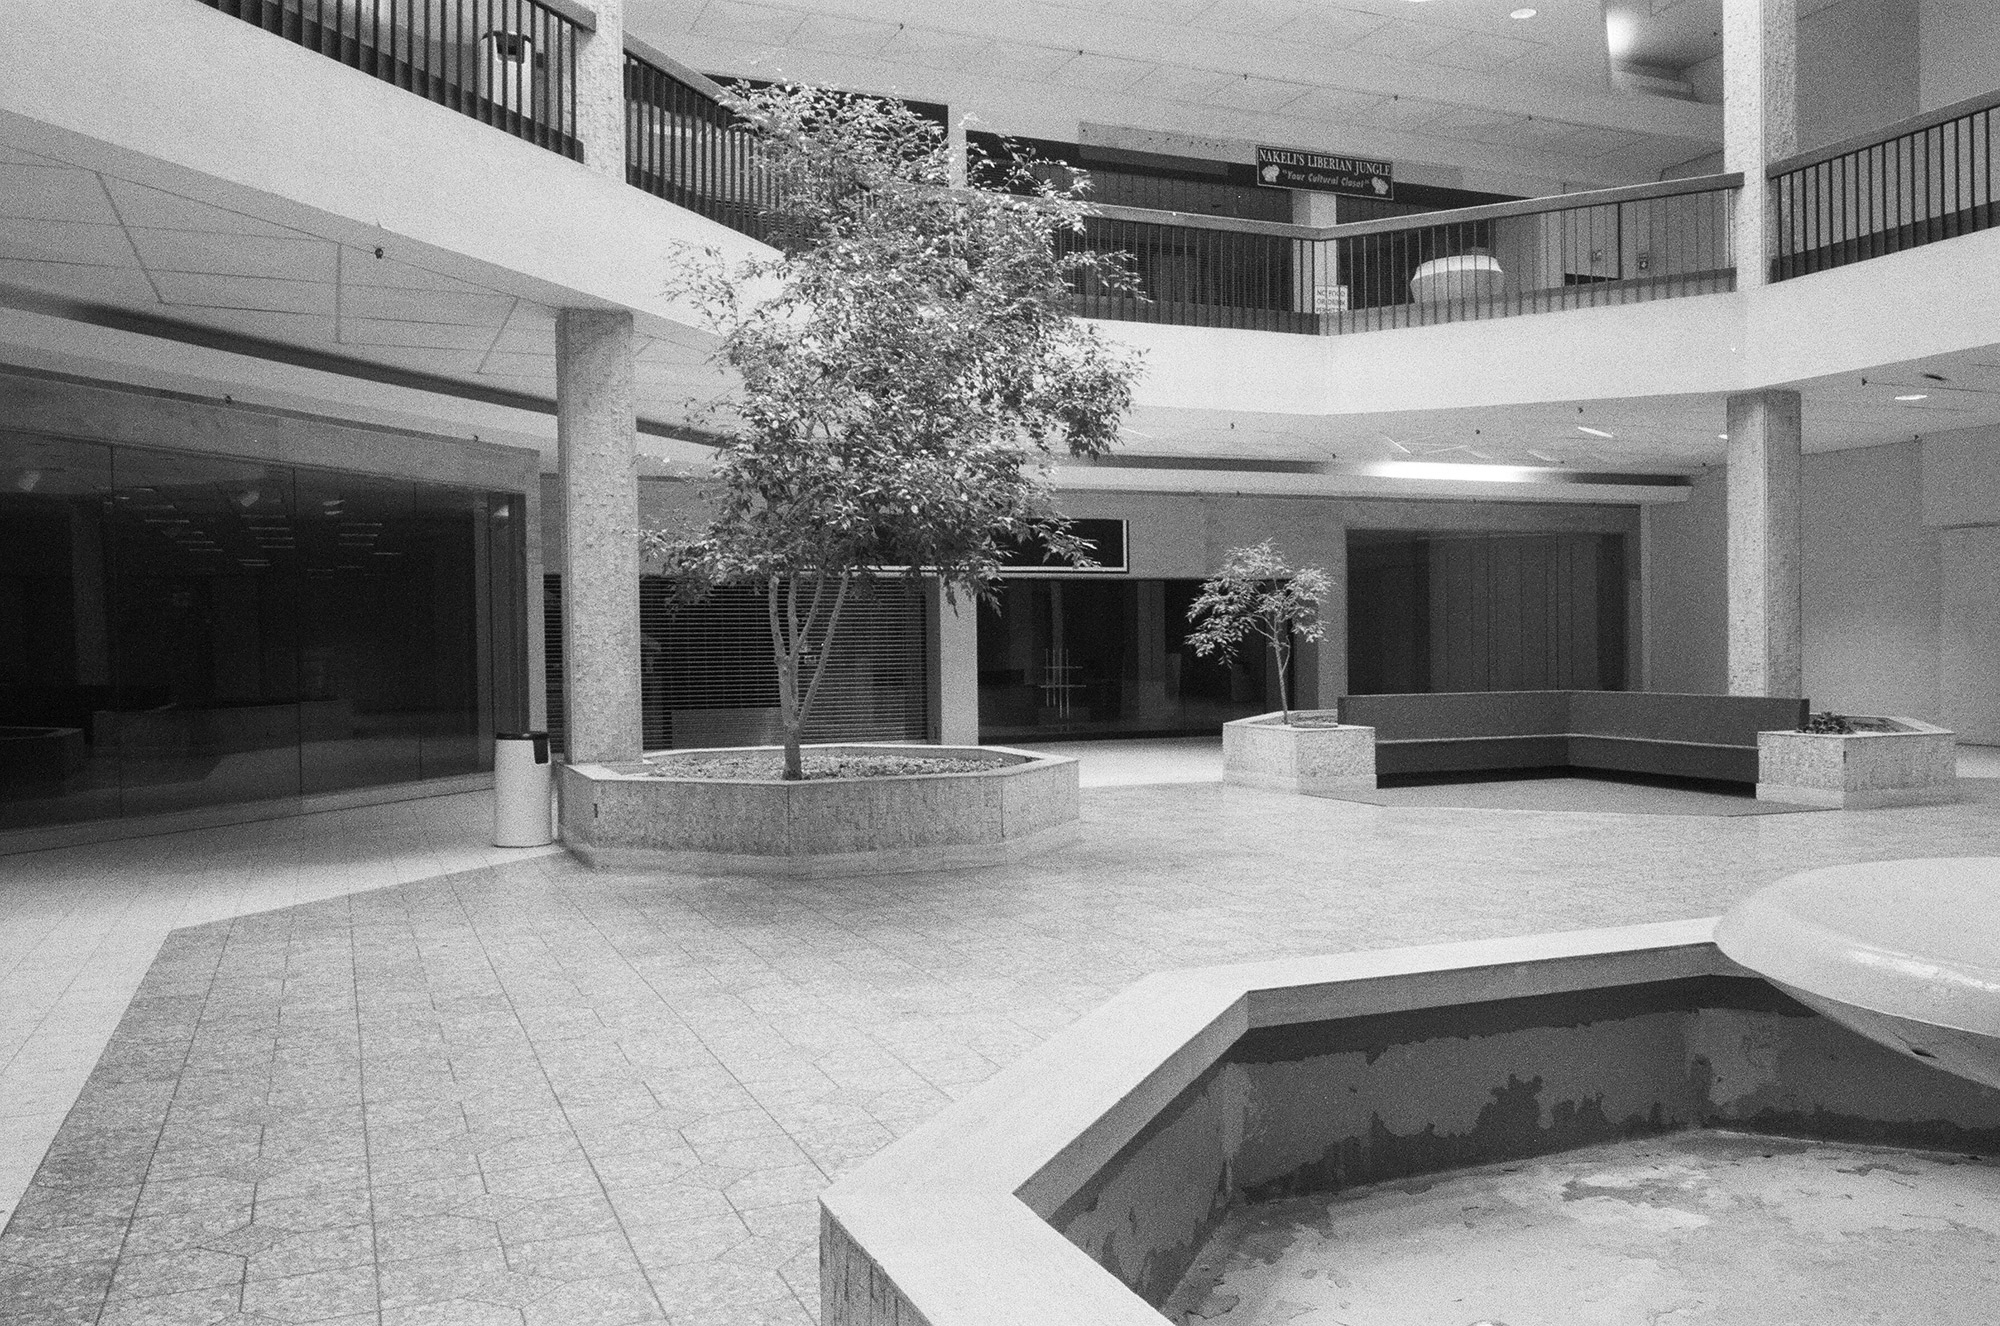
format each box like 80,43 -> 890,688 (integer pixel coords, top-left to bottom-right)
976,578 -> 1282,741
0,431 -> 525,832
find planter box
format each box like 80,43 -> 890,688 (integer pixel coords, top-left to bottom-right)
1756,717 -> 1958,808
1222,711 -> 1375,795
557,743 -> 1079,876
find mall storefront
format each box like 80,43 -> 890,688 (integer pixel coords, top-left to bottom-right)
0,416 -> 535,837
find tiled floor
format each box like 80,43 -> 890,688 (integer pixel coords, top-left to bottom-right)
3,744 -> 1999,1325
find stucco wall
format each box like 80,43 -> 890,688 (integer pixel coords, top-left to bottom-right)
1800,0 -> 1920,151
1919,0 -> 2000,111
1642,467 -> 1728,695
1801,442 -> 1942,721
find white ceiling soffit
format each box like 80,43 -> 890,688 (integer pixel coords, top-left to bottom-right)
636,0 -> 1720,184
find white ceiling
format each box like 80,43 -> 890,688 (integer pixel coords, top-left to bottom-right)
0,141 -> 730,426
631,0 -> 1723,189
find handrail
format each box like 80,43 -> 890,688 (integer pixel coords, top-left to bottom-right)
622,33 -> 731,103
1768,86 -> 2000,178
1085,172 -> 1743,241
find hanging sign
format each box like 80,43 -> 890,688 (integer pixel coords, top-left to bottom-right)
1255,146 -> 1394,200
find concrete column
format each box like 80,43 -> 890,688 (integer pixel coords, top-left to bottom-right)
932,581 -> 980,745
1726,388 -> 1803,697
557,308 -> 641,761
1723,0 -> 1797,289
1292,191 -> 1341,315
1318,525 -> 1349,708
574,0 -> 625,178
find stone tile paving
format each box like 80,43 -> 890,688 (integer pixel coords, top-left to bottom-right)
5,778 -> 2000,1325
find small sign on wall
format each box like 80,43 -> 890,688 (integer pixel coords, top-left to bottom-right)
1255,146 -> 1394,200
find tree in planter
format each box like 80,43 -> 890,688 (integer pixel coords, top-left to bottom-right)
1184,542 -> 1332,725
642,83 -> 1141,780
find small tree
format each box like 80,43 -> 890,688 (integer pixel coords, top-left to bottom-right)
644,84 -> 1141,779
1185,542 -> 1331,724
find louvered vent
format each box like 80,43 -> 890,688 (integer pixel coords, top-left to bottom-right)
544,575 -> 931,754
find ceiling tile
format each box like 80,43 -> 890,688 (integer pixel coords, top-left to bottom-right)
1559,126 -> 1643,156
338,287 -> 517,326
100,179 -> 307,238
484,329 -> 557,357
1064,0 -> 1219,22
339,318 -> 500,352
476,352 -> 561,381
1427,31 -> 1545,72
1350,19 -> 1462,62
0,165 -> 119,225
1126,64 -> 1239,104
0,143 -> 64,168
0,219 -> 135,267
1352,97 -> 1450,131
128,230 -> 339,284
1422,108 -> 1528,141
879,26 -> 994,71
1285,87 -> 1390,120
342,345 -> 491,377
152,272 -> 336,317
1203,75 -> 1313,114
1472,118 -> 1586,149
975,43 -> 1082,83
1193,0 -> 1313,35
1276,7 -> 1391,49
339,249 -> 501,294
789,13 -> 901,57
690,1 -> 803,45
0,256 -> 159,305
165,306 -> 340,346
1045,53 -> 1158,93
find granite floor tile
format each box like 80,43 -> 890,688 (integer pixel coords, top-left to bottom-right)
11,772 -> 2000,1323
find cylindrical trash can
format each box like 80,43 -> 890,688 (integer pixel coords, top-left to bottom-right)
493,731 -> 554,847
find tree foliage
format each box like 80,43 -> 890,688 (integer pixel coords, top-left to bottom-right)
1184,542 -> 1332,724
642,83 -> 1142,778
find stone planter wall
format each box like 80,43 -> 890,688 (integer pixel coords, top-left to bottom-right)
558,744 -> 1079,876
1222,711 -> 1376,795
1757,717 -> 1958,808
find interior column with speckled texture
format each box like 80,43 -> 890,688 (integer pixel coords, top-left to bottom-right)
1726,387 -> 1802,697
558,307 -> 641,763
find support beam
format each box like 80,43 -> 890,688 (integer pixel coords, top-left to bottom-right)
1726,388 -> 1802,697
1723,0 -> 1797,290
557,308 -> 641,762
574,0 -> 625,177
932,581 -> 981,746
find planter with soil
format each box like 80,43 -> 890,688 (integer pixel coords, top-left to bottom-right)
558,743 -> 1079,876
1222,710 -> 1377,796
1756,714 -> 1958,809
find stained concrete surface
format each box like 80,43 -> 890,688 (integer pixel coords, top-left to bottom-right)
1167,1132 -> 2000,1326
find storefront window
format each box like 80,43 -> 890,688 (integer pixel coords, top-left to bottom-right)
977,578 -> 1281,741
0,432 -> 523,832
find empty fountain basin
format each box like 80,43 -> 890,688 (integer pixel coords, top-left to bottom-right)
1717,857 -> 2000,1089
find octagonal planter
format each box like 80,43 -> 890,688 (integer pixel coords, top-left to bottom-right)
1756,716 -> 1958,808
557,743 -> 1079,876
1222,711 -> 1376,796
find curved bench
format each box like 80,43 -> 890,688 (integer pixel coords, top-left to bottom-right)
1336,690 -> 1809,785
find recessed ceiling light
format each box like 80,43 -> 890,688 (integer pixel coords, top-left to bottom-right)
1895,394 -> 1928,401
1576,425 -> 1616,438
1511,7 -> 1538,17
1718,433 -> 1729,440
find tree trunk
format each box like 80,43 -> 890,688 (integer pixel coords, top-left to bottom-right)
782,727 -> 803,780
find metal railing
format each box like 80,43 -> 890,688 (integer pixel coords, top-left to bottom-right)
623,43 -> 773,243
197,0 -> 581,159
1770,89 -> 2000,280
1062,174 -> 1740,336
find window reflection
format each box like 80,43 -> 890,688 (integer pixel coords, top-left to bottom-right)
0,431 -> 522,832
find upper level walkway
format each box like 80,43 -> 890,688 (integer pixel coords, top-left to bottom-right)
4,0 -> 2000,459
